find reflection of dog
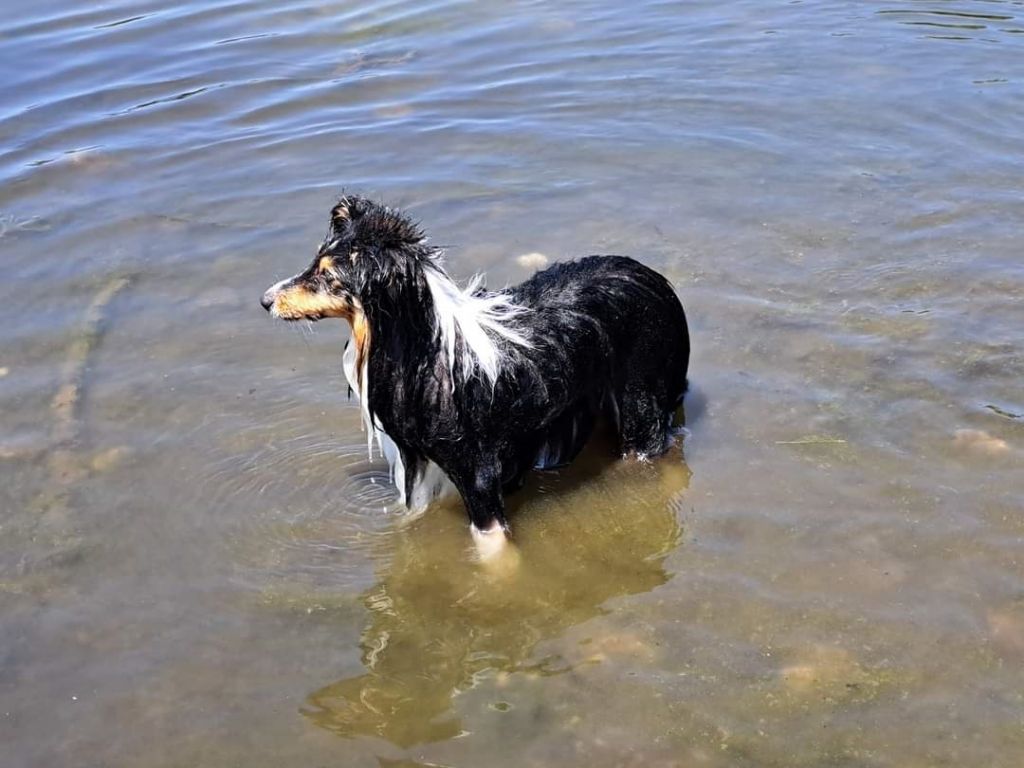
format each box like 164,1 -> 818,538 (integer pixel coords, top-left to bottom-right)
302,443 -> 688,748
261,196 -> 690,557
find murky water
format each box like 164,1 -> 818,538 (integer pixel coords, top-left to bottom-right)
2,0 -> 1023,765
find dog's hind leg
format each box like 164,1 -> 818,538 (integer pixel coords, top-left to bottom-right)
615,326 -> 688,460
617,381 -> 673,460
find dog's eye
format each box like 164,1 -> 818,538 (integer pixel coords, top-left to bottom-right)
328,278 -> 342,292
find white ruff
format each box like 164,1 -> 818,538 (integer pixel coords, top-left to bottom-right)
342,339 -> 457,513
406,461 -> 455,514
422,265 -> 531,385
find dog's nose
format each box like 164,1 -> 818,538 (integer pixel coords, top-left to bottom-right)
260,292 -> 274,311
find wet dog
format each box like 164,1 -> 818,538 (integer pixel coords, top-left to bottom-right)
261,196 -> 689,559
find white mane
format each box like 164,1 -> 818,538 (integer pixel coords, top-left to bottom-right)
422,264 -> 531,385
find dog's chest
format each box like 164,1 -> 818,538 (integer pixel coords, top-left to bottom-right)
341,340 -> 457,514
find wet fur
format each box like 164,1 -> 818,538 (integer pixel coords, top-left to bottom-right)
261,197 -> 690,541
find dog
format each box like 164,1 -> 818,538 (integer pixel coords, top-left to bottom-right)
261,196 -> 689,559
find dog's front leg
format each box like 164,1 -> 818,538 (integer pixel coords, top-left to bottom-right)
453,465 -> 510,562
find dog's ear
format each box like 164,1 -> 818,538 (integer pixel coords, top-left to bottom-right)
331,196 -> 368,225
330,199 -> 351,222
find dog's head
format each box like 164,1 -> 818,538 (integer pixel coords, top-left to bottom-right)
260,196 -> 429,322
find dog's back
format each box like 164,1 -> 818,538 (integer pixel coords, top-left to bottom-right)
513,255 -> 689,395
496,255 -> 689,477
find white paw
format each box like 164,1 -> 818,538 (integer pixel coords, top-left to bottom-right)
470,522 -> 522,574
470,521 -> 509,562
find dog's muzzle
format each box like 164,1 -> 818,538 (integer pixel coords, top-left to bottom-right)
261,278 -> 289,312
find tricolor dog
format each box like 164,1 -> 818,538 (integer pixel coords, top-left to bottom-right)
261,196 -> 690,559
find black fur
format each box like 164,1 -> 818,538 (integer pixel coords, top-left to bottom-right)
262,197 -> 690,538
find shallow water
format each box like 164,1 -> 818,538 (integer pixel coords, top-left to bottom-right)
2,0 -> 1023,765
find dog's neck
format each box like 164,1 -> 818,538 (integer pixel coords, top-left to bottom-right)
365,262 -> 528,380
349,261 -> 531,437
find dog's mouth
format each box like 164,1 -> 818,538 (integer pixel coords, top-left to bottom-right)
275,310 -> 325,321
264,303 -> 325,322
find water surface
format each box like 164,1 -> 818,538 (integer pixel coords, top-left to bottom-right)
2,1 -> 1023,766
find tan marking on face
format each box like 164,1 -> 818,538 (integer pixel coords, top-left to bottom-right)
318,255 -> 333,273
271,284 -> 350,320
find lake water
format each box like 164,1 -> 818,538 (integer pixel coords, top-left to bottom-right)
2,1 -> 1023,765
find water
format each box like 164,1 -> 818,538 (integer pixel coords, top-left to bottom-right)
2,0 -> 1023,765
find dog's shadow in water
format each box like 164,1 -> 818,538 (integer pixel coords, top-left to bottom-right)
301,428 -> 692,749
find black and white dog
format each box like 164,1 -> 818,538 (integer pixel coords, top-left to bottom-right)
261,196 -> 689,559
